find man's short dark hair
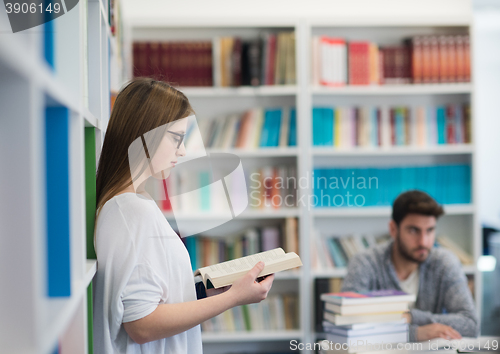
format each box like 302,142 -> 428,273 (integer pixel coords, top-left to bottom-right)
392,190 -> 444,226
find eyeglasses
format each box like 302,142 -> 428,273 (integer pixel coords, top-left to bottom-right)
167,130 -> 186,149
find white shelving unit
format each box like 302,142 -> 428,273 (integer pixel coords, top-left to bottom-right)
127,1 -> 482,353
121,1 -> 479,354
0,0 -> 123,352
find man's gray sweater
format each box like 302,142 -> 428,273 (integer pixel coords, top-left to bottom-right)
341,241 -> 479,342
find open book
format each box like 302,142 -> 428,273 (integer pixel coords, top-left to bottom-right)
193,247 -> 302,289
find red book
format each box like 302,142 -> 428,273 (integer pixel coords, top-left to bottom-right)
160,42 -> 170,81
429,36 -> 440,83
232,37 -> 242,87
266,34 -> 277,85
149,42 -> 161,80
464,103 -> 471,143
133,42 -> 148,77
205,41 -> 214,86
348,42 -> 370,85
446,105 -> 456,144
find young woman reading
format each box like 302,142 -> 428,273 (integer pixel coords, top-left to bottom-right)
93,78 -> 275,353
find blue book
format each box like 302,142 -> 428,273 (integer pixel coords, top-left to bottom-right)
259,110 -> 273,147
313,168 -> 323,207
45,106 -> 71,297
185,236 -> 198,271
463,164 -> 471,203
271,109 -> 282,147
289,108 -> 297,146
436,106 -> 446,144
324,108 -> 334,146
44,20 -> 55,69
395,108 -> 404,146
199,172 -> 211,210
313,107 -> 323,146
327,238 -> 346,268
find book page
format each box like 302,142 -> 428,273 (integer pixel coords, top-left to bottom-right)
205,248 -> 287,277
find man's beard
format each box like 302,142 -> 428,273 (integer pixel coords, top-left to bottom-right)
395,232 -> 430,264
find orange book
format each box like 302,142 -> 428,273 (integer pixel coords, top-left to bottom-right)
455,35 -> 465,82
416,106 -> 426,147
447,36 -> 457,83
369,43 -> 379,85
421,36 -> 431,83
235,110 -> 253,148
464,35 -> 471,82
430,36 -> 440,83
412,36 -> 423,84
438,35 -> 449,83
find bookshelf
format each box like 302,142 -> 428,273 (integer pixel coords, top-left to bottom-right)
123,2 -> 479,354
0,0 -> 123,352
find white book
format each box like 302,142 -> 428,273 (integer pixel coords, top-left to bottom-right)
381,106 -> 391,147
324,311 -> 405,326
323,321 -> 408,337
325,330 -> 408,345
212,37 -> 221,87
322,319 -> 407,331
312,36 -> 321,85
279,106 -> 290,147
324,301 -> 410,315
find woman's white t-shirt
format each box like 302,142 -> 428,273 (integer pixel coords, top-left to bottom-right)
93,193 -> 203,354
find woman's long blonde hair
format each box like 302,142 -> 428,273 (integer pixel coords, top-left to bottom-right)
95,78 -> 194,222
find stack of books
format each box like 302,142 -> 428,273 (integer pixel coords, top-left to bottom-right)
320,290 -> 416,349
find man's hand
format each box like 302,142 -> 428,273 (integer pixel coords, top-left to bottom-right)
402,311 -> 412,323
416,323 -> 462,341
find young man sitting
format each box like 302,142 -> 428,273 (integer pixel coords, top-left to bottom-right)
342,190 -> 479,342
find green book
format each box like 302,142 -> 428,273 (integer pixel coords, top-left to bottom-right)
85,127 -> 97,260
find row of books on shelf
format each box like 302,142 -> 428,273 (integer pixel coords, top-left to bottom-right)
133,41 -> 213,86
191,107 -> 297,149
132,31 -> 296,87
312,103 -> 471,148
313,164 -> 471,207
312,232 -> 391,270
182,218 -> 299,271
214,32 -> 296,87
147,164 -> 298,212
312,34 -> 470,86
201,294 -> 299,332
319,291 -> 414,347
312,232 -> 473,271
